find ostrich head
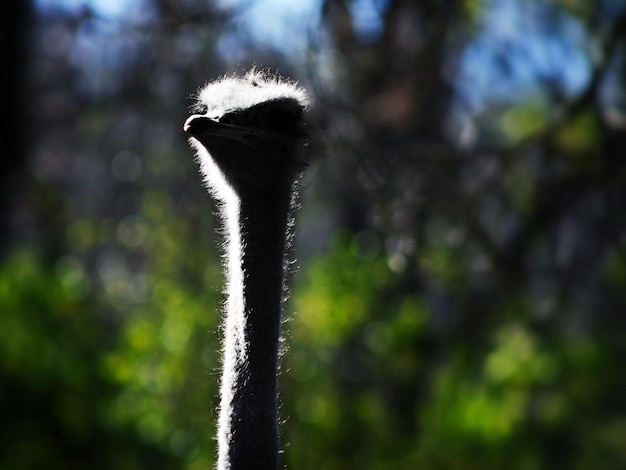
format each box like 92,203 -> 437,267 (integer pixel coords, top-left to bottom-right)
184,69 -> 310,200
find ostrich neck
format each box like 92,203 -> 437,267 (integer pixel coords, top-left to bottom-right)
218,188 -> 293,470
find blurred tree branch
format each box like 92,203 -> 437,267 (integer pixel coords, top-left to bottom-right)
0,0 -> 33,257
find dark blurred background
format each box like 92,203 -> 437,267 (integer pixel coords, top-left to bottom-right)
2,0 -> 626,468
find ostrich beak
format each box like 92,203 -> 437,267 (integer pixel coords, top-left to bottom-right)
184,115 -> 222,137
184,115 -> 259,147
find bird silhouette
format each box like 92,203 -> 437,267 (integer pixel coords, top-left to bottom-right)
184,69 -> 310,470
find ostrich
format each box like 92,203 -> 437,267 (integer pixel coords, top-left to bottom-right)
183,70 -> 310,469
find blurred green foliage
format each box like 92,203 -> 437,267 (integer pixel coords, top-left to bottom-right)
3,0 -> 626,468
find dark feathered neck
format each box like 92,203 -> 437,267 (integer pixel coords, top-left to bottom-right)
217,184 -> 298,470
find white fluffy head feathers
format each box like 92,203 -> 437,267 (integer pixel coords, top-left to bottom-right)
193,69 -> 309,117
